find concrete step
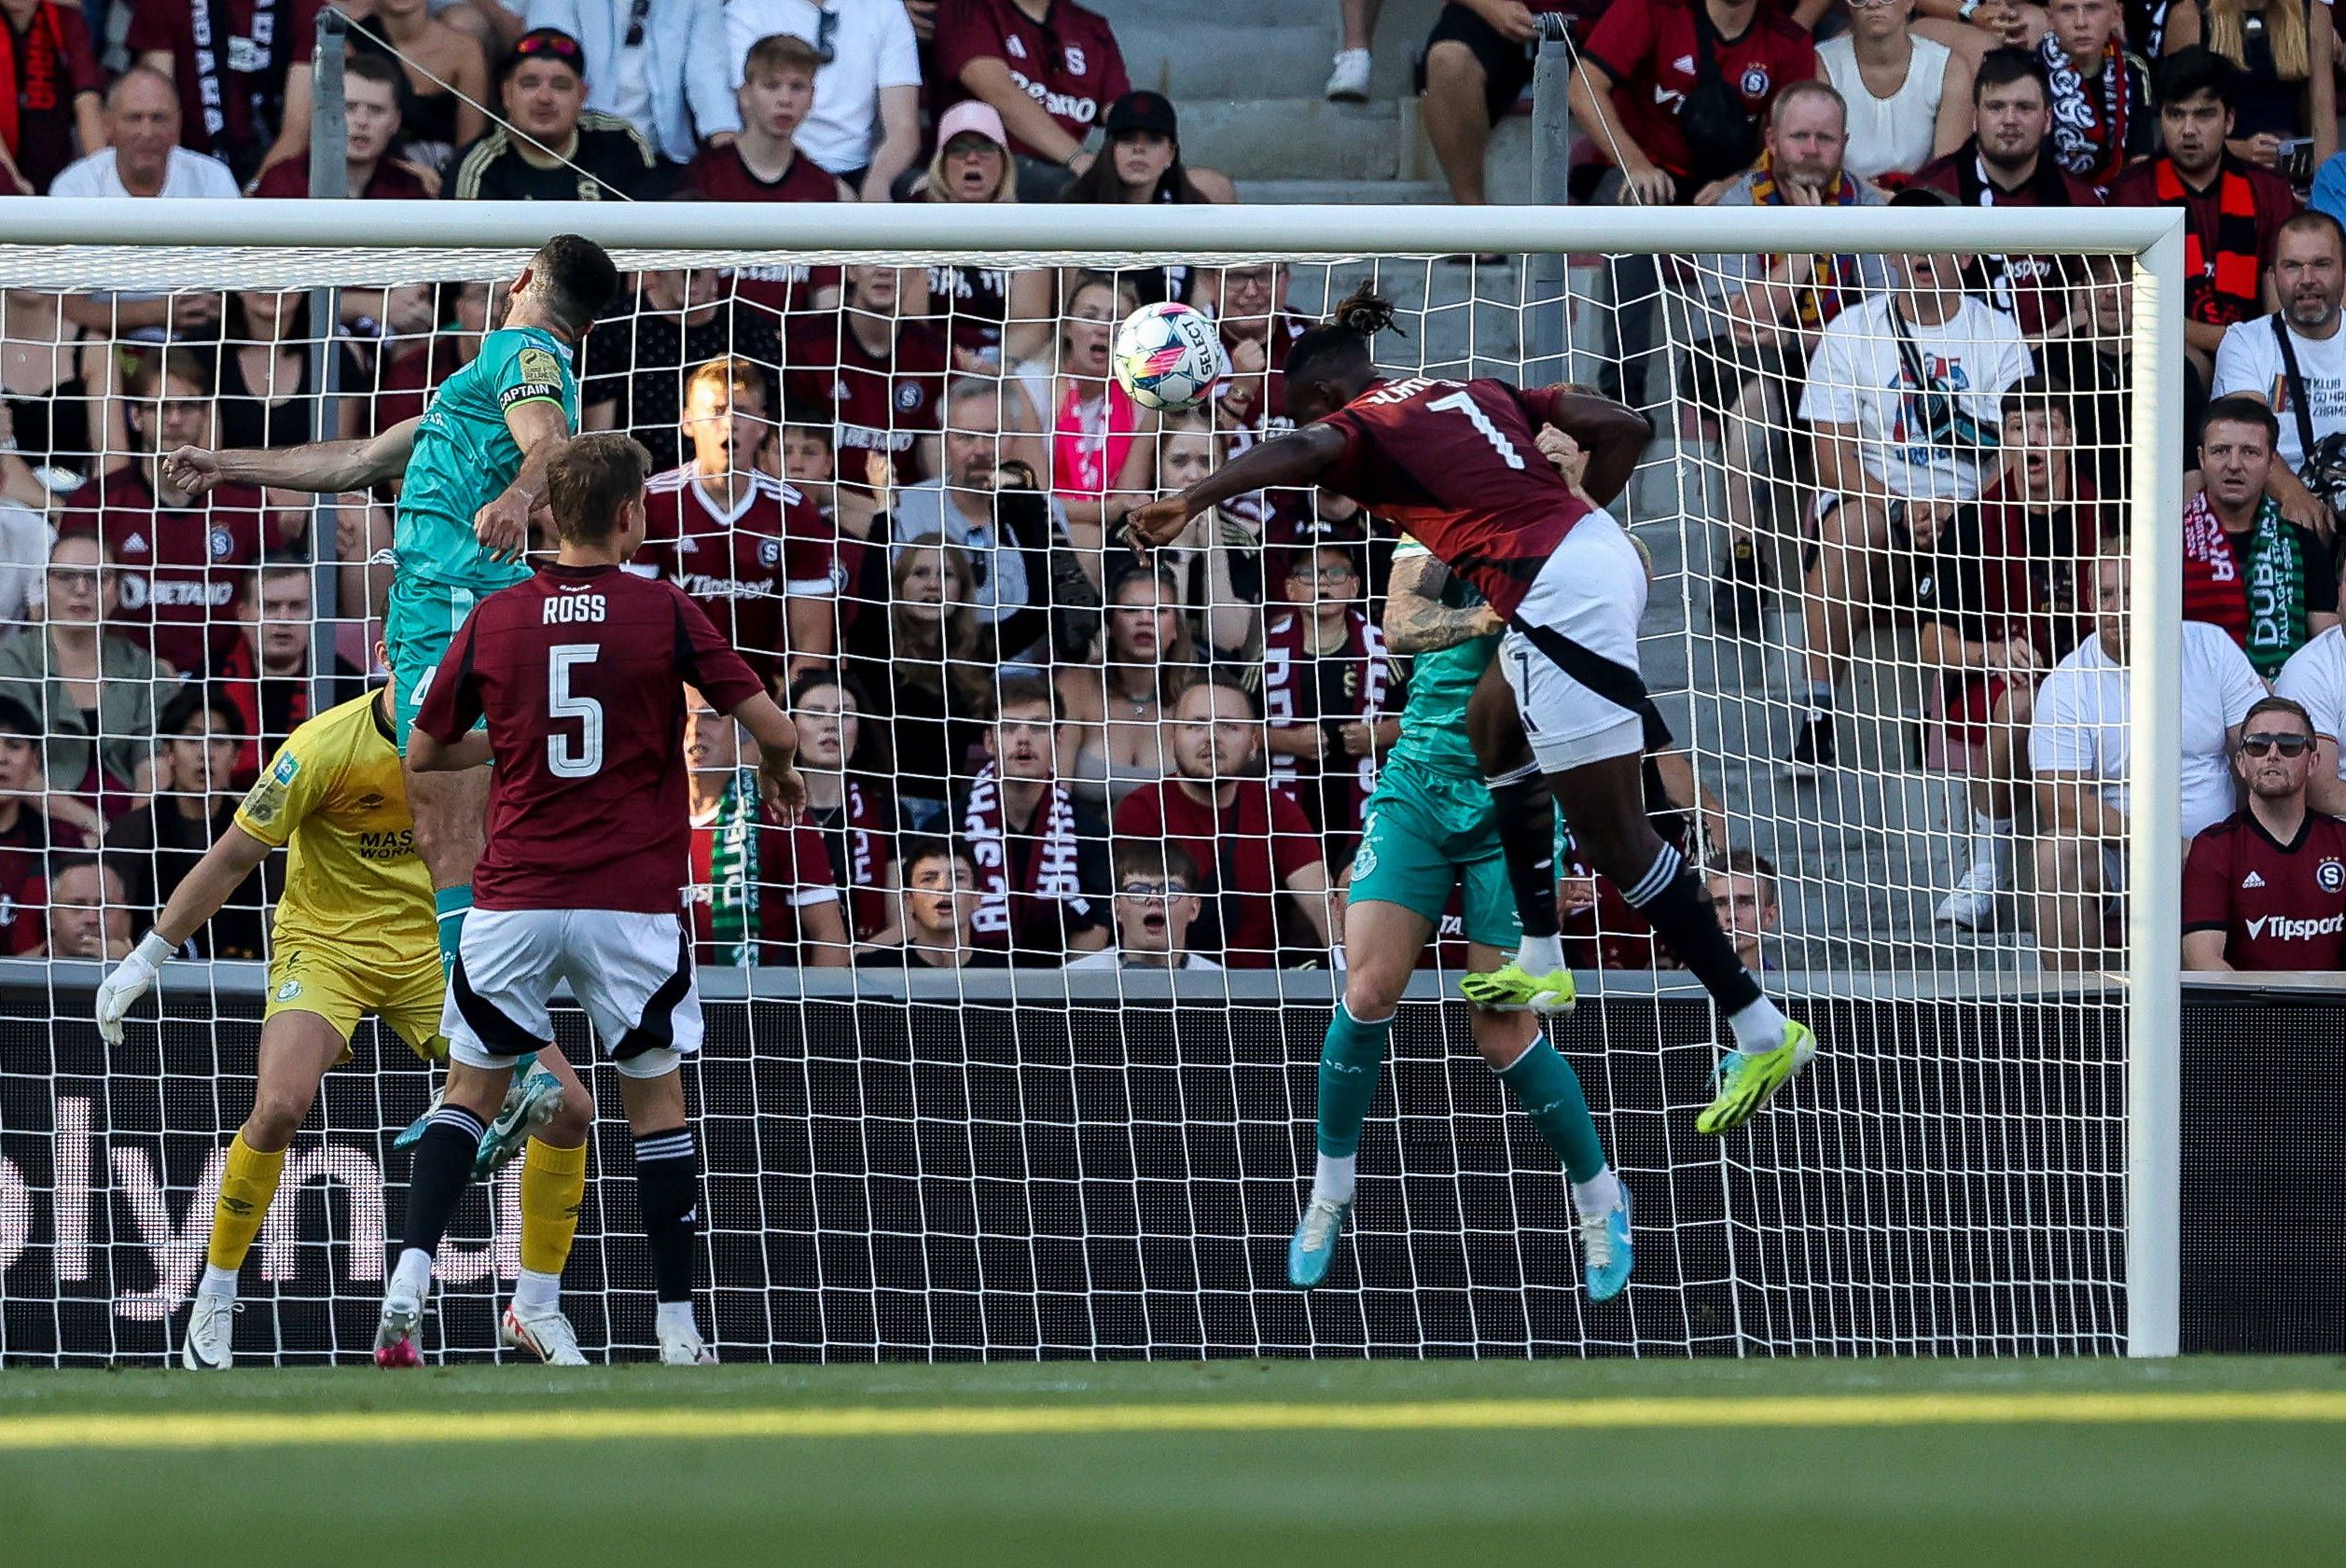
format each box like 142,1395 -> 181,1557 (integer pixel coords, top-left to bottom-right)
1172,97 -> 1404,182
1234,178 -> 1450,204
1118,22 -> 1335,101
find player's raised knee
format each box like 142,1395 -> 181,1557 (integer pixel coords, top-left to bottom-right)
542,1081 -> 596,1145
242,1091 -> 308,1152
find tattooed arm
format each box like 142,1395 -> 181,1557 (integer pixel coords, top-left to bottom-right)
1383,547 -> 1505,655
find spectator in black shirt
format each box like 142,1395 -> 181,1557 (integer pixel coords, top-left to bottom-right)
583,268 -> 781,474
851,836 -> 1008,969
448,27 -> 667,201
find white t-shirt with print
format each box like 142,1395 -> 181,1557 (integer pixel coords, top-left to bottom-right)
2275,623 -> 2346,773
2030,618 -> 2266,838
2210,312 -> 2346,470
1799,292 -> 2034,504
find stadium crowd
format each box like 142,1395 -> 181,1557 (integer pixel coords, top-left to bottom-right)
1,0 -> 2345,975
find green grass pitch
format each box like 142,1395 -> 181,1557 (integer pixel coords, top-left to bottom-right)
3,1356 -> 2339,1566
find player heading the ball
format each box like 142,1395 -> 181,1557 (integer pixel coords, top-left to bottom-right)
379,432 -> 806,1369
1126,286 -> 1817,1144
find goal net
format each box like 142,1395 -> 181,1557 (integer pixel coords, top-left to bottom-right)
0,202 -> 2182,1365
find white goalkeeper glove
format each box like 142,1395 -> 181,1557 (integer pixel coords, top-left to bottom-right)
95,932 -> 175,1045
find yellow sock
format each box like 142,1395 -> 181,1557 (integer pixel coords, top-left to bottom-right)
519,1137 -> 587,1276
207,1134 -> 286,1273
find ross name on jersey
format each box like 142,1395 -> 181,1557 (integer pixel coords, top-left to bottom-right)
543,593 -> 607,624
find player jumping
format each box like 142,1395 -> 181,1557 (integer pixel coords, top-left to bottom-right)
384,433 -> 805,1368
93,682 -> 601,1367
162,235 -> 623,1147
1290,517 -> 1633,1295
1128,286 -> 1816,1143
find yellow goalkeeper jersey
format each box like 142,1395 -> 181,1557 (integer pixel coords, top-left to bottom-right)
232,689 -> 435,973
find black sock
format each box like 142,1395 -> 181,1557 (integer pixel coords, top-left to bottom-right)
1485,764 -> 1561,941
1621,842 -> 1762,1013
400,1106 -> 486,1259
634,1126 -> 701,1304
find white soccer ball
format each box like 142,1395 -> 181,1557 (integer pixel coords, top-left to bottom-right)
1112,301 -> 1229,413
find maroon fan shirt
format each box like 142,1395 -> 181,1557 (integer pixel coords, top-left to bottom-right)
782,312 -> 950,487
1909,150 -> 2105,337
126,0 -> 283,171
0,804 -> 85,953
1315,377 -> 1589,620
3,2 -> 103,194
685,141 -> 841,316
251,156 -> 430,200
1112,778 -> 1320,967
932,0 -> 1131,160
2183,811 -> 2346,970
636,466 -> 839,677
414,563 -> 767,914
686,803 -> 840,964
1581,0 -> 1817,184
59,468 -> 265,673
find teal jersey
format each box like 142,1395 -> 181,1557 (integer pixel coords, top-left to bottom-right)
1385,536 -> 1498,780
396,326 -> 578,590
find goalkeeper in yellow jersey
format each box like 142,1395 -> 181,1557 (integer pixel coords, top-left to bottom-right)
94,685 -> 599,1369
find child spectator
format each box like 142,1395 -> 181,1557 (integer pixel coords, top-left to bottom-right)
1065,841 -> 1221,971
717,0 -> 922,201
852,836 -> 1006,968
1707,849 -> 1782,974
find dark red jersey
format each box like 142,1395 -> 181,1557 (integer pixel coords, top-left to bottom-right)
251,156 -> 430,200
687,794 -> 840,964
685,143 -> 841,317
3,2 -> 103,193
637,466 -> 838,675
415,563 -> 766,914
1909,148 -> 2104,336
1582,0 -> 1817,182
932,0 -> 1131,160
1111,777 -> 1321,967
782,312 -> 950,487
2184,811 -> 2346,970
1315,377 -> 1588,619
59,468 -> 264,673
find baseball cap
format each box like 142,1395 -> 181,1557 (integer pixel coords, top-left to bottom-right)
1104,91 -> 1179,141
503,27 -> 585,83
936,100 -> 1009,150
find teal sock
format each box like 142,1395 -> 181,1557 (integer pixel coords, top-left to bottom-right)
1315,1003 -> 1395,1159
434,884 -> 473,977
1496,1037 -> 1606,1183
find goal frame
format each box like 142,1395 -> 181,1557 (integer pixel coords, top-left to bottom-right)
0,199 -> 2186,1357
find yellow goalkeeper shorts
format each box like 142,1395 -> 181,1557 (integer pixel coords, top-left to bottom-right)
265,944 -> 448,1065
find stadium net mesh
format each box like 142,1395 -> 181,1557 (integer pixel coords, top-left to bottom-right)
0,218 -> 2169,1363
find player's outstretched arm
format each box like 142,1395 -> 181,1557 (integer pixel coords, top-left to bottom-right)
1125,423 -> 1349,550
94,826 -> 274,1044
1383,548 -> 1504,655
1532,391 -> 1653,510
164,416 -> 422,497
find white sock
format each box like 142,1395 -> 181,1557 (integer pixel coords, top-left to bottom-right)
1976,813 -> 2015,876
199,1263 -> 238,1298
512,1268 -> 562,1313
1571,1168 -> 1622,1219
1728,994 -> 1791,1055
388,1246 -> 433,1304
656,1300 -> 698,1339
1517,934 -> 1565,975
1312,1152 -> 1357,1205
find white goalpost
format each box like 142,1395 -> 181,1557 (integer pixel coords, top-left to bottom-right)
0,200 -> 2183,1363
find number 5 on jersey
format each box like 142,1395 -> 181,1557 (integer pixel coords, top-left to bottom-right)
548,644 -> 604,778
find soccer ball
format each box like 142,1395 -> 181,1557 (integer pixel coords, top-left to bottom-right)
1112,301 -> 1229,413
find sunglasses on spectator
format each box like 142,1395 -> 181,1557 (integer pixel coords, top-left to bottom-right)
2242,732 -> 2312,757
1119,881 -> 1190,898
513,32 -> 582,64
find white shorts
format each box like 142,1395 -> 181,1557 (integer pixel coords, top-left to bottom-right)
1500,507 -> 1649,772
444,909 -> 702,1079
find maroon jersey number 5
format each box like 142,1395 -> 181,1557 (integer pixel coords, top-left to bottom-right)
414,563 -> 767,914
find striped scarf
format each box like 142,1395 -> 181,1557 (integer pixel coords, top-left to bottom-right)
1260,607 -> 1391,826
0,3 -> 62,159
2160,159 -> 2266,326
1748,150 -> 1865,328
701,769 -> 763,967
961,762 -> 1086,945
2041,34 -> 2135,191
832,776 -> 894,940
2182,491 -> 2309,675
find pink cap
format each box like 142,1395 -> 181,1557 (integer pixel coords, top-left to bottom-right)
937,100 -> 1009,150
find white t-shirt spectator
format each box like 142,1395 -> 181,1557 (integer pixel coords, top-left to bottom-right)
2210,312 -> 2346,470
49,146 -> 239,199
722,0 -> 922,174
2276,624 -> 2346,764
1799,292 -> 2034,504
2031,618 -> 2264,838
